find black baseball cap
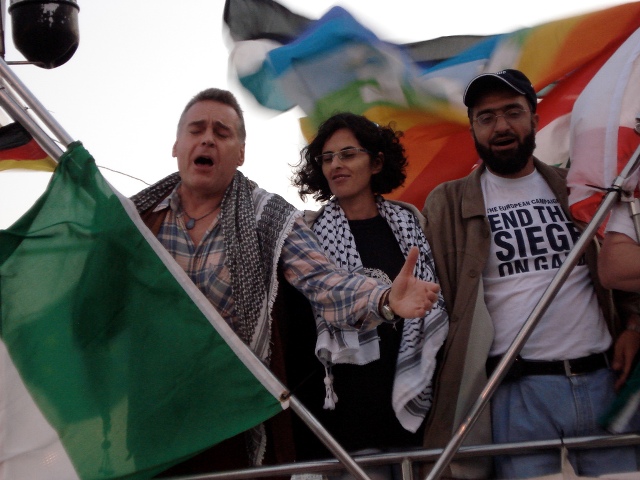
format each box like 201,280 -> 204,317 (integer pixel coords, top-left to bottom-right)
463,69 -> 537,112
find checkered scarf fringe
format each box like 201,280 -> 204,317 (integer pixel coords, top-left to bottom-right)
221,172 -> 267,347
223,172 -> 299,466
312,197 -> 449,432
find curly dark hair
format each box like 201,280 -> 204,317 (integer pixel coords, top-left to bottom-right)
293,112 -> 407,202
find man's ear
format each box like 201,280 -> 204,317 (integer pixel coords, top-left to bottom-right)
237,144 -> 245,166
532,112 -> 540,132
172,141 -> 177,158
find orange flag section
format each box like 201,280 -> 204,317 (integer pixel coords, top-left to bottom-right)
387,126 -> 476,208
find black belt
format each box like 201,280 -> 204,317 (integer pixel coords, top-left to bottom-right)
486,352 -> 609,380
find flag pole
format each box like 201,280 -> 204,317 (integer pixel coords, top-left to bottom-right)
0,56 -> 73,152
0,80 -> 63,160
0,57 -> 375,480
425,142 -> 640,480
626,198 -> 640,240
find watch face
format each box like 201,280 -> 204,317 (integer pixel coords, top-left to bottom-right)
381,304 -> 395,321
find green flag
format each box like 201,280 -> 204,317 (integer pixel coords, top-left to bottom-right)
603,363 -> 640,434
0,142 -> 283,479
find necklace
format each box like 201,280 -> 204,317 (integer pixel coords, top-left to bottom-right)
183,206 -> 218,230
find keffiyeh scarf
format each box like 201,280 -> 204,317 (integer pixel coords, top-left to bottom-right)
312,197 -> 449,432
221,171 -> 301,363
223,173 -> 300,466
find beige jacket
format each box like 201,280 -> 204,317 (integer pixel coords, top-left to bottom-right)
420,159 -> 631,478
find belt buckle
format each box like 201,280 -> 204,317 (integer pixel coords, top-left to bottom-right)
563,359 -> 576,377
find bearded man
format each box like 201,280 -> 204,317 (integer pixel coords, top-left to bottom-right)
420,70 -> 640,479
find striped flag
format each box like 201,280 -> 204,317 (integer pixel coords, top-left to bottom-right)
0,122 -> 56,172
0,142 -> 283,479
225,0 -> 640,209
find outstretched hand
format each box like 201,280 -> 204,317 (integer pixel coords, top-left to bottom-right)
389,246 -> 440,319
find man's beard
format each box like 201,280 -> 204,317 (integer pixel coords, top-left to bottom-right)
474,128 -> 536,176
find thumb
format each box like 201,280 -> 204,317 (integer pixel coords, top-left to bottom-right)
398,246 -> 419,279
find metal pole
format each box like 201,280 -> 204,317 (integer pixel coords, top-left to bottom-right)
289,395 -> 374,480
401,457 -> 414,480
629,198 -> 640,239
0,81 -> 63,159
426,143 -> 640,480
0,55 -> 74,147
0,0 -> 6,60
162,433 -> 640,479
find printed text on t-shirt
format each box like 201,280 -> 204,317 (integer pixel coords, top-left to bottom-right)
486,199 -> 584,277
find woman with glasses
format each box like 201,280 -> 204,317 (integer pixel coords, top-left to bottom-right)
291,112 -> 449,478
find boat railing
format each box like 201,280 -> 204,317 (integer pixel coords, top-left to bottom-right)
164,433 -> 640,480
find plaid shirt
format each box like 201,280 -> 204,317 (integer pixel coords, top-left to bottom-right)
154,189 -> 387,333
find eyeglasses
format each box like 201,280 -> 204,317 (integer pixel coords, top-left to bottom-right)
473,108 -> 529,128
315,147 -> 370,165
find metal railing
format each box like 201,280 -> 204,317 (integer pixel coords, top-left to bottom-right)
164,433 -> 640,479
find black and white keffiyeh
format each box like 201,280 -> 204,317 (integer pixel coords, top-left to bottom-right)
312,197 -> 449,432
223,172 -> 300,466
221,171 -> 301,363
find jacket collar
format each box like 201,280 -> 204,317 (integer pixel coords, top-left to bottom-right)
460,163 -> 487,219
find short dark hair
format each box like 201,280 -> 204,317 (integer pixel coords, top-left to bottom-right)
177,88 -> 246,142
293,112 -> 407,203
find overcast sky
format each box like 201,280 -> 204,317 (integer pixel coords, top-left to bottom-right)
0,0 -> 628,228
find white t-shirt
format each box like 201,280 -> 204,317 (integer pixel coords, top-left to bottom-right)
605,168 -> 639,241
481,168 -> 611,360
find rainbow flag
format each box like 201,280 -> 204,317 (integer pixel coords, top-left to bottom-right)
225,0 -> 640,209
0,122 -> 56,172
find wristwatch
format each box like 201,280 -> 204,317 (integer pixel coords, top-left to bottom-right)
379,289 -> 398,323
